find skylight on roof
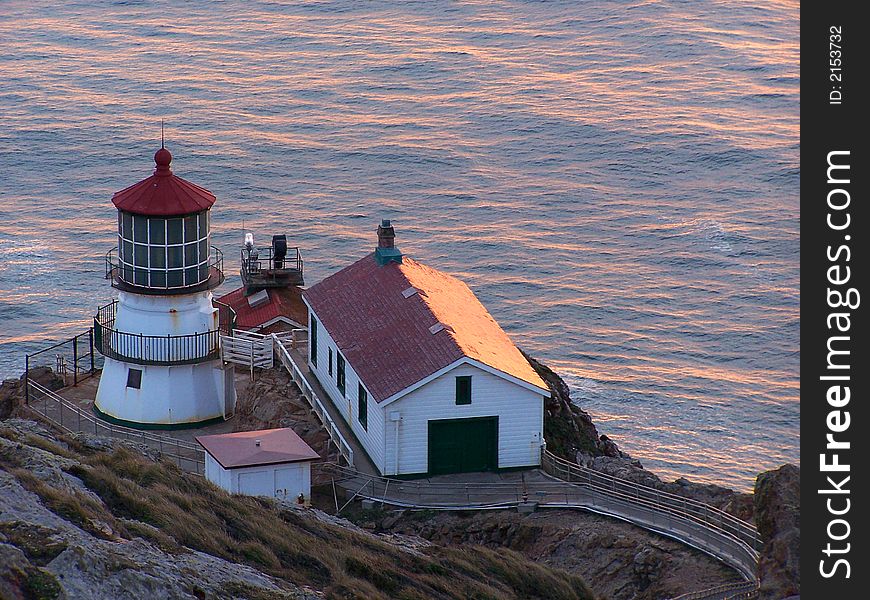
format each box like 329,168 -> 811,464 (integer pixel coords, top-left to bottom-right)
429,323 -> 445,334
247,289 -> 269,308
401,286 -> 418,298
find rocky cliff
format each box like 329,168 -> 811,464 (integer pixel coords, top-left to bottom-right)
754,464 -> 800,599
359,507 -> 741,600
0,418 -> 597,600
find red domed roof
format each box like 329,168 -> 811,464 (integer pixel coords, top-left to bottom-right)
112,147 -> 216,216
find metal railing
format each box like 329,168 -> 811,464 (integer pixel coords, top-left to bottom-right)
241,245 -> 303,288
318,462 -> 559,510
94,300 -> 234,366
25,379 -> 205,475
317,453 -> 760,581
671,581 -> 759,600
272,334 -> 354,467
105,246 -> 225,294
542,451 -> 761,551
541,450 -> 760,581
24,330 -> 99,402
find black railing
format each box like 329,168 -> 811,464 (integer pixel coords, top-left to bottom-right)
24,329 -> 100,404
105,246 -> 225,295
240,245 -> 304,288
93,300 -> 235,366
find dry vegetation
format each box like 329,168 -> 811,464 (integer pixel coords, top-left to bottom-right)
1,427 -> 596,600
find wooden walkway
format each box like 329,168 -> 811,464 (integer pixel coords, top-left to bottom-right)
319,461 -> 760,583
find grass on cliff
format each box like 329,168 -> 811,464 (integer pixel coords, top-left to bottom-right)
62,446 -> 596,600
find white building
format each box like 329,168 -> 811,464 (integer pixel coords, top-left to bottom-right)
93,146 -> 235,428
302,220 -> 551,477
196,428 -> 319,501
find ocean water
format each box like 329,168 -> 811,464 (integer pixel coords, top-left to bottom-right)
0,0 -> 798,491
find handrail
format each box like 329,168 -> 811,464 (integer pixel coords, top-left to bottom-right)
542,450 -> 762,552
272,334 -> 354,467
94,300 -> 233,366
319,456 -> 760,581
105,246 -> 225,294
241,245 -> 303,287
670,581 -> 758,600
214,299 -> 237,333
25,379 -> 205,475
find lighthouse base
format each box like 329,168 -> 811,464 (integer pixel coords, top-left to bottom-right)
94,358 -> 236,429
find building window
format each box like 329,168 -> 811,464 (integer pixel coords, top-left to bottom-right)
337,353 -> 346,396
328,347 -> 333,376
358,384 -> 368,431
310,316 -> 318,367
455,376 -> 472,405
117,210 -> 211,289
126,368 -> 142,389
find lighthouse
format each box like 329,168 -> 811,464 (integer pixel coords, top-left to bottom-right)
93,145 -> 236,428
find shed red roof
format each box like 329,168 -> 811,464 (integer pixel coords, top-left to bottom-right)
217,286 -> 308,331
196,428 -> 319,469
303,254 -> 549,402
112,147 -> 216,216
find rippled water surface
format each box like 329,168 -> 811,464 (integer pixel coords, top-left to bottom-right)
0,0 -> 799,490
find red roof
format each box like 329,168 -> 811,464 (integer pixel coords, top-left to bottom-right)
196,428 -> 319,469
112,147 -> 216,216
217,286 -> 308,331
303,254 -> 549,402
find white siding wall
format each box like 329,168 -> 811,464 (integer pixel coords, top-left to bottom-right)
204,453 -> 311,501
308,309 -> 386,472
386,363 -> 544,475
204,453 -> 232,491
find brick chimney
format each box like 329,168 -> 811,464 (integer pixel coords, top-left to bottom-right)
375,219 -> 403,266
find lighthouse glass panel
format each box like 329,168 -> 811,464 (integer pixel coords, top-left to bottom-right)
117,210 -> 211,289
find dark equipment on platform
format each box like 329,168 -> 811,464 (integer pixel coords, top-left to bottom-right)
241,233 -> 303,294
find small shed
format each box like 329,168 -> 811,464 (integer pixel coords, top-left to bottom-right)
196,428 -> 319,503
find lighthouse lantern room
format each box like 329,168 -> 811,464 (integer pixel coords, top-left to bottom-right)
94,146 -> 236,428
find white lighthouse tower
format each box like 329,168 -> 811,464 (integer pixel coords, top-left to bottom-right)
93,145 -> 236,428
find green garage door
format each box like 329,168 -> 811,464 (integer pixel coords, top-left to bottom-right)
428,417 -> 498,475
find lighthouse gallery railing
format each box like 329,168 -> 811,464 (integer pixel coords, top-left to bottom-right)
93,300 -> 236,366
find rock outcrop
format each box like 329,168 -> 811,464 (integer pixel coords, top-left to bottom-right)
526,354 -> 625,460
233,368 -> 335,460
375,508 -> 741,600
0,379 -> 24,421
0,418 -> 597,600
754,464 -> 800,599
0,419 -> 318,600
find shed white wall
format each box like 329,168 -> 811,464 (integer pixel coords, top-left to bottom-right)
308,309 -> 386,472
205,453 -> 232,490
204,453 -> 312,501
386,363 -> 545,476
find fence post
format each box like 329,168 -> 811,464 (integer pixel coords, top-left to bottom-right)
73,335 -> 79,385
24,355 -> 29,405
89,328 -> 95,373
